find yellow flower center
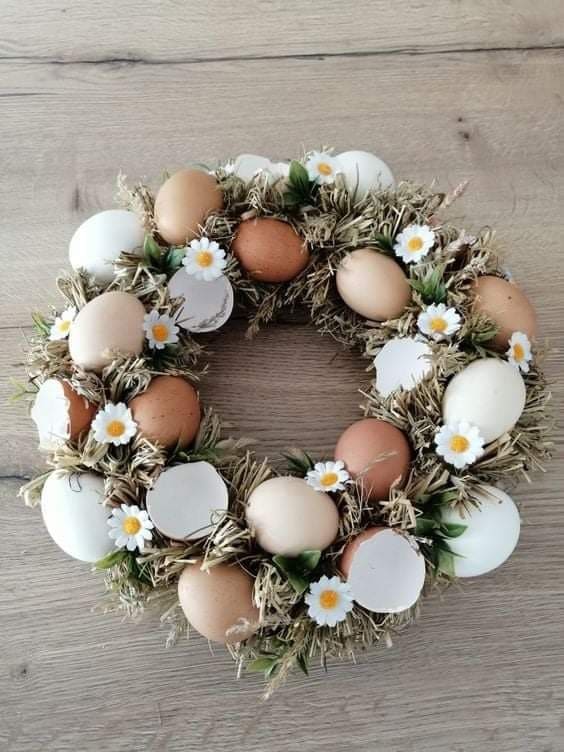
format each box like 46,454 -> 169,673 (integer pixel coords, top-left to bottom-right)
450,435 -> 470,453
152,323 -> 169,342
320,472 -> 339,487
122,516 -> 141,535
319,589 -> 339,609
407,236 -> 424,252
58,320 -> 71,333
196,250 -> 214,268
317,162 -> 333,176
513,343 -> 525,361
430,317 -> 447,333
106,420 -> 125,438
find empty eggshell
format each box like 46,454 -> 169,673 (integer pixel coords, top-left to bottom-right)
41,471 -> 113,563
68,291 -> 146,373
69,209 -> 144,284
472,275 -> 538,350
374,337 -> 433,397
232,217 -> 310,283
146,461 -> 228,540
178,561 -> 259,644
336,150 -> 395,199
336,248 -> 411,320
154,169 -> 223,245
31,378 -> 97,449
440,485 -> 521,577
230,154 -> 289,184
168,268 -> 233,332
335,419 -> 411,502
442,358 -> 526,443
340,527 -> 425,613
129,376 -> 200,449
245,476 -> 339,556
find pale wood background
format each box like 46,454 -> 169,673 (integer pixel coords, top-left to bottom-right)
1,2 -> 563,750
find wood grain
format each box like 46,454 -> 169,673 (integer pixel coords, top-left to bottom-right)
1,3 -> 564,750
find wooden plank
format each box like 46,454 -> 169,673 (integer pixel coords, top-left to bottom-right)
2,0 -> 563,62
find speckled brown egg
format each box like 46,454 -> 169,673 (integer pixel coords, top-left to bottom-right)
129,376 -> 201,450
335,418 -> 411,502
231,217 -> 309,283
154,169 -> 223,245
472,275 -> 538,350
177,561 -> 259,644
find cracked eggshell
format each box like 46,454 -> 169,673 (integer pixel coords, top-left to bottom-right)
442,358 -> 526,443
340,527 -> 425,613
146,462 -> 229,541
472,275 -> 537,350
69,209 -> 144,284
440,486 -> 520,577
245,476 -> 339,556
230,154 -> 289,184
178,560 -> 259,644
31,378 -> 97,450
336,150 -> 395,199
374,337 -> 433,397
232,217 -> 309,283
68,291 -> 146,373
41,472 -> 113,563
168,268 -> 233,332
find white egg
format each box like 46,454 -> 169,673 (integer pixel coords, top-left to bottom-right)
442,358 -> 526,443
69,209 -> 145,284
440,485 -> 521,577
41,472 -> 113,563
146,461 -> 229,540
336,150 -> 395,199
374,337 -> 433,397
168,268 -> 233,332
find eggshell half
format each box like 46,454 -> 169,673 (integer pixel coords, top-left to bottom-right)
472,275 -> 538,350
178,561 -> 259,644
154,169 -> 223,245
129,376 -> 200,449
336,248 -> 411,320
442,358 -> 526,443
374,337 -> 433,397
440,485 -> 520,577
146,461 -> 228,540
335,419 -> 411,502
336,150 -> 395,199
41,472 -> 113,563
231,154 -> 288,184
168,268 -> 233,332
232,218 -> 309,283
341,527 -> 425,613
68,291 -> 146,373
31,378 -> 97,449
245,476 -> 339,556
69,209 -> 144,284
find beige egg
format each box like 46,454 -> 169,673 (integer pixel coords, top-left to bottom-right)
336,248 -> 411,320
245,476 -> 339,556
154,169 -> 223,245
177,561 -> 259,644
129,376 -> 200,449
472,275 -> 538,350
69,292 -> 145,373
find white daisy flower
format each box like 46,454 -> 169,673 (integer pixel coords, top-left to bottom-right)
49,306 -> 77,341
182,237 -> 227,281
435,421 -> 485,469
506,331 -> 532,373
394,224 -> 435,264
306,460 -> 350,492
108,504 -> 154,552
143,309 -> 179,350
92,402 -> 137,446
305,575 -> 354,627
417,303 -> 462,342
305,151 -> 341,185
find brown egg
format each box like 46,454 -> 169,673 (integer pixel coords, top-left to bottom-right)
472,275 -> 538,350
336,248 -> 411,320
129,376 -> 200,449
31,378 -> 97,449
340,527 -> 385,578
177,561 -> 259,644
154,169 -> 223,245
232,217 -> 309,283
335,418 -> 411,502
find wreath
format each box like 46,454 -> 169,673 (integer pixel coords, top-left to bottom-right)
18,149 -> 552,697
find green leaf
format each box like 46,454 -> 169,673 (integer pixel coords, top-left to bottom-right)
415,517 -> 438,536
409,264 -> 447,304
31,311 -> 51,336
94,549 -> 128,570
440,522 -> 467,539
143,234 -> 164,266
372,232 -> 394,253
165,247 -> 186,272
282,449 -> 316,476
296,653 -> 309,676
273,549 -> 322,594
296,549 -> 322,571
437,547 -> 457,577
247,657 -> 277,673
288,160 -> 310,192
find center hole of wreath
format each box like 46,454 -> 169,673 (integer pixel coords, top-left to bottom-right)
199,319 -> 368,461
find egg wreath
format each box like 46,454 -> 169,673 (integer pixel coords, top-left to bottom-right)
18,149 -> 552,697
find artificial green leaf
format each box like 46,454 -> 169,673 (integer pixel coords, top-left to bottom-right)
288,160 -> 310,192
372,232 -> 394,254
143,234 -> 164,266
273,550 -> 322,594
165,247 -> 186,273
296,549 -> 322,571
94,549 -> 128,570
437,547 -> 456,577
31,311 -> 51,337
296,653 -> 309,676
247,657 -> 277,673
440,522 -> 467,539
282,449 -> 316,476
415,517 -> 438,536
409,265 -> 447,304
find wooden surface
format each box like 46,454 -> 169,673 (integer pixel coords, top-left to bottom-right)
1,2 -> 564,750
